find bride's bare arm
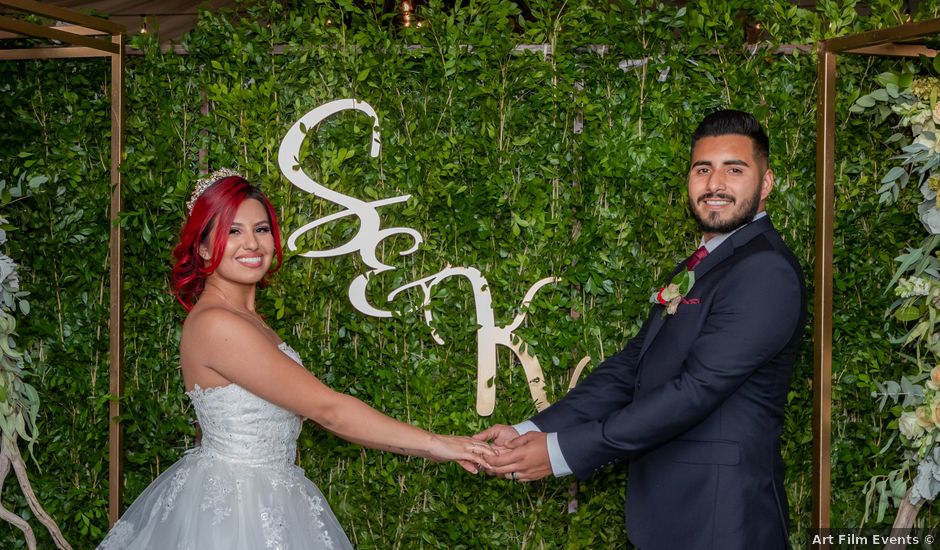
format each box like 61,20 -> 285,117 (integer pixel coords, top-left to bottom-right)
182,309 -> 493,471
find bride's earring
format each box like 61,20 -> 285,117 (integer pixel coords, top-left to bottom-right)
199,247 -> 210,261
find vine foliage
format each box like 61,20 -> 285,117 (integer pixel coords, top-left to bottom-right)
2,1 -> 940,548
0,220 -> 71,549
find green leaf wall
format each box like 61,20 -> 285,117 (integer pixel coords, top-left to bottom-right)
1,0 -> 938,548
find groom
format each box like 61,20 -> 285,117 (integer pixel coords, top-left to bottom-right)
476,110 -> 806,550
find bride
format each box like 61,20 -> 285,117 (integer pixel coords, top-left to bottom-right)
98,170 -> 494,549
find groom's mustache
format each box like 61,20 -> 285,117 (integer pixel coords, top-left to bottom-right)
697,192 -> 735,204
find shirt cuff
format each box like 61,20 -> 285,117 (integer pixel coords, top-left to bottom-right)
513,420 -> 540,435
546,432 -> 573,477
512,421 -> 572,477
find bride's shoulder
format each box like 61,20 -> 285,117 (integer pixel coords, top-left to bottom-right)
182,305 -> 256,343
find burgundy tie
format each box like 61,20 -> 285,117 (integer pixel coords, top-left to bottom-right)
686,246 -> 708,270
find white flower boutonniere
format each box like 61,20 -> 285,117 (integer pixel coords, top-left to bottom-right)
650,270 -> 699,316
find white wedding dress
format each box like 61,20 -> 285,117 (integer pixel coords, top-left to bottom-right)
98,343 -> 353,549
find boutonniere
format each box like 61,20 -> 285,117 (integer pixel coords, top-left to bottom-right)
650,270 -> 700,316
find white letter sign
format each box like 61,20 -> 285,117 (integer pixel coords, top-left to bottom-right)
278,99 -> 588,415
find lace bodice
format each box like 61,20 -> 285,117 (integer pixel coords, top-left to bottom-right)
186,342 -> 303,467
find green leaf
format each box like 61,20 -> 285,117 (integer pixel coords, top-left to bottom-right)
882,166 -> 907,183
894,306 -> 921,322
27,175 -> 48,188
677,271 -> 695,295
877,72 -> 900,86
855,95 -> 876,108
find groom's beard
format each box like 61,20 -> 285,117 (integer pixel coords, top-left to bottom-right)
689,185 -> 761,235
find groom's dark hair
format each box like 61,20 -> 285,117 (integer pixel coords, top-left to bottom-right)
690,109 -> 769,166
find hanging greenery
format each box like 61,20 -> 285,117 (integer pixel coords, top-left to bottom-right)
0,218 -> 71,549
852,63 -> 940,524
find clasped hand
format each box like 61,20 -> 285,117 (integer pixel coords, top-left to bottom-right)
470,424 -> 553,482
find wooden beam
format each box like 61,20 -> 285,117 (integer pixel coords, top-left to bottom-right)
813,44 -> 836,536
0,24 -> 109,40
0,0 -> 124,34
843,43 -> 938,58
0,15 -> 118,53
108,31 -> 124,527
825,18 -> 940,53
0,45 -> 110,60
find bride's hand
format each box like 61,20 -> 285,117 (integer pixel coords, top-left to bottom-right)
427,434 -> 496,473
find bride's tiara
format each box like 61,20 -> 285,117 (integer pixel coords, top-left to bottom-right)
186,168 -> 243,214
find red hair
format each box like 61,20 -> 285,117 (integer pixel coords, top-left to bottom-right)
171,176 -> 284,311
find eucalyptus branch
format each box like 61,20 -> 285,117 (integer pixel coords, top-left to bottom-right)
0,220 -> 70,549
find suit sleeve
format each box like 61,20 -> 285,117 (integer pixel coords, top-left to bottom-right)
528,313 -> 651,433
555,251 -> 803,479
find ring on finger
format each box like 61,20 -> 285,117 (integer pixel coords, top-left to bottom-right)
511,472 -> 517,481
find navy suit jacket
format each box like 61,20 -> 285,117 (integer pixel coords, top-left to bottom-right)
531,216 -> 806,550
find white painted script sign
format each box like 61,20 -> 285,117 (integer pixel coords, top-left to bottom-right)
278,99 -> 588,416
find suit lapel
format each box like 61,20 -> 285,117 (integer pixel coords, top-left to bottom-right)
638,262 -> 682,360
636,216 -> 775,361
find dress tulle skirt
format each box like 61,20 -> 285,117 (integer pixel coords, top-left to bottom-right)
98,448 -> 353,550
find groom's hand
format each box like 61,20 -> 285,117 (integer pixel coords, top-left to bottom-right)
486,432 -> 552,482
473,424 -> 519,447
